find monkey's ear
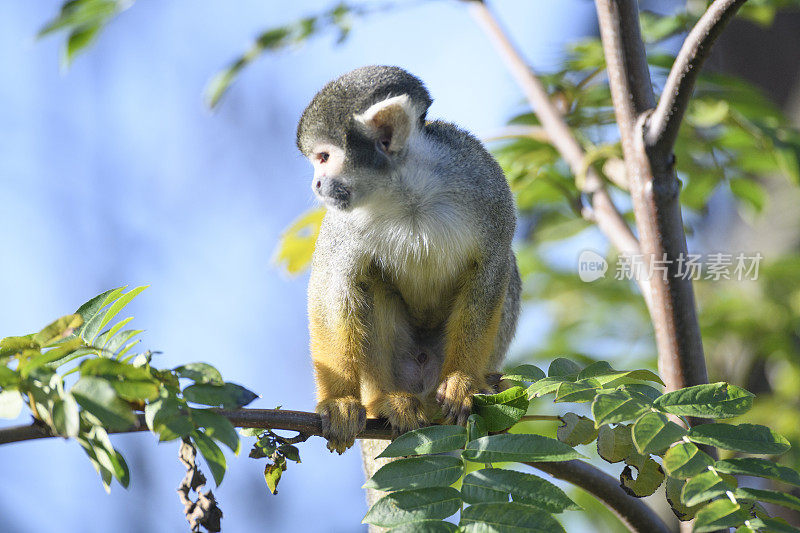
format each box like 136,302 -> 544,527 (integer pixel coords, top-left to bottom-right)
353,94 -> 420,154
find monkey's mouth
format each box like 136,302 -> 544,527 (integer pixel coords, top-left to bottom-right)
316,180 -> 352,210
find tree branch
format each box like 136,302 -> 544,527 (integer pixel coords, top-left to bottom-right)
594,0 -> 710,396
1,408 -> 668,533
594,0 -> 655,151
528,460 -> 670,533
646,0 -> 748,157
0,410 -> 396,446
466,1 -> 648,303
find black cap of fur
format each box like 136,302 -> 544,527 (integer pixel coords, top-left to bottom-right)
296,66 -> 433,156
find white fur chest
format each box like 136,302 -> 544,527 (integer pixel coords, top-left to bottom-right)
350,194 -> 477,280
340,131 -> 478,312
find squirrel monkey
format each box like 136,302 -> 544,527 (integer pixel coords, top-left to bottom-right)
297,66 -> 521,454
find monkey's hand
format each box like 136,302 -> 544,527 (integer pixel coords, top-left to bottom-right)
317,396 -> 367,454
376,392 -> 429,437
436,372 -> 483,426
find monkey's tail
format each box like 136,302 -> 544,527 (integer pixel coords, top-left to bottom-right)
360,439 -> 395,533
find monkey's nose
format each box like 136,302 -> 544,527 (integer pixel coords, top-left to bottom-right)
417,351 -> 428,364
315,180 -> 322,189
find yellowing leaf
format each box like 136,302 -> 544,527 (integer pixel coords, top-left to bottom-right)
273,208 -> 325,274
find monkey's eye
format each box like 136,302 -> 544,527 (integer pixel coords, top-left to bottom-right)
317,152 -> 330,164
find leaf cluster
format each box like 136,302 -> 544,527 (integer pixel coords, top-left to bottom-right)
359,358 -> 800,532
0,287 -> 259,490
240,426 -> 302,495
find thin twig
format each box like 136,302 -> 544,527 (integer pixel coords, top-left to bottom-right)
466,1 -> 647,288
646,0 -> 748,157
1,407 -> 668,533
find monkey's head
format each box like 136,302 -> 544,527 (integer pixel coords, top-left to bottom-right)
297,66 -> 432,211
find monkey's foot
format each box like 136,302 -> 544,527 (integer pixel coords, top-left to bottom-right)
379,393 -> 429,437
436,372 -> 481,426
317,397 -> 367,454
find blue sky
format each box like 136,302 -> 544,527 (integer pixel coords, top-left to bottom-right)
0,1 -> 597,531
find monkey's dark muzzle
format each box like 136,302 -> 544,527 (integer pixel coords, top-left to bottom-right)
317,178 -> 352,210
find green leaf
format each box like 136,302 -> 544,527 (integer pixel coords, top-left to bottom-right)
556,413 -> 598,446
278,443 -> 301,463
694,499 -> 747,533
503,364 -> 545,383
472,386 -> 529,431
37,337 -> 85,369
662,442 -> 715,479
52,393 -> 80,438
734,487 -> 800,512
688,99 -> 730,128
264,462 -> 282,494
174,363 -> 224,385
20,347 -> 69,378
238,427 -> 265,437
462,434 -> 584,463
387,521 -> 459,533
688,423 -> 790,455
527,377 -> 574,398
204,64 -> 242,109
714,457 -> 800,487
554,379 -> 600,403
577,361 -> 664,386
0,390 -> 24,419
33,314 -> 83,347
76,286 -> 126,341
730,177 -> 767,213
378,426 -> 467,458
94,286 -> 147,338
144,398 -> 192,441
364,456 -> 463,491
98,328 -> 142,356
591,389 -> 650,427
63,24 -> 102,68
745,516 -> 800,533
680,470 -> 733,507
460,502 -> 565,532
597,424 -> 634,463
0,366 -> 20,389
80,358 -> 160,401
190,409 -> 240,454
363,487 -> 461,528
653,382 -> 753,419
467,414 -> 488,442
78,435 -> 113,491
632,411 -> 687,454
1,335 -> 39,356
665,475 -> 698,521
548,358 -> 582,377
620,453 -> 665,498
461,469 -> 579,513
99,316 -> 133,348
71,376 -> 137,431
182,382 -> 258,409
85,425 -> 130,489
193,431 -> 227,486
